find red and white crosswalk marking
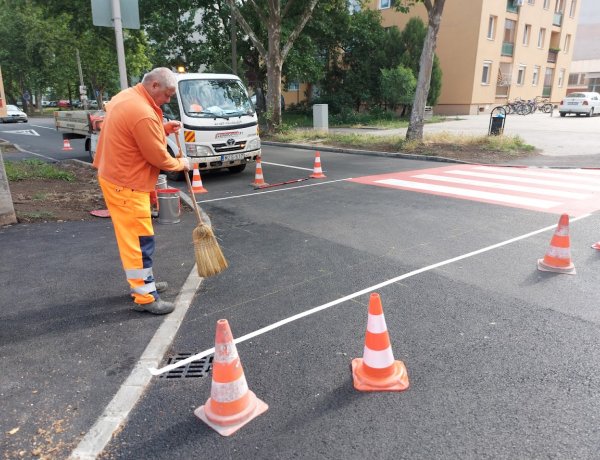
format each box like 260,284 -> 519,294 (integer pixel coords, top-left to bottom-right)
348,165 -> 600,215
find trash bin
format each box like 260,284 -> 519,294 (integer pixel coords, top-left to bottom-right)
157,188 -> 181,224
488,106 -> 506,136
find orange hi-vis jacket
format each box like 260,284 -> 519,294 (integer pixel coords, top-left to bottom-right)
93,83 -> 184,192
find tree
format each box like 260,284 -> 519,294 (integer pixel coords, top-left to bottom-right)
397,0 -> 447,141
224,0 -> 319,133
380,65 -> 416,112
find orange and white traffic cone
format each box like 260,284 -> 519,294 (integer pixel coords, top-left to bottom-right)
195,319 -> 268,436
351,293 -> 409,392
62,138 -> 73,151
309,151 -> 326,179
592,241 -> 600,250
191,165 -> 208,194
252,157 -> 268,187
537,213 -> 576,274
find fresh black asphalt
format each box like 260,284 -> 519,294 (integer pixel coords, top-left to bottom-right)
2,141 -> 600,458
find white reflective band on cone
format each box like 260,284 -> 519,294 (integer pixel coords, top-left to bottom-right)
367,314 -> 387,334
545,246 -> 571,258
210,376 -> 249,403
214,343 -> 239,363
363,346 -> 395,368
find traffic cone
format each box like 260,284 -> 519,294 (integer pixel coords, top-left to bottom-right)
191,165 -> 208,194
195,319 -> 268,436
62,138 -> 73,151
252,157 -> 268,187
309,151 -> 326,179
537,213 -> 576,274
351,293 -> 409,392
592,241 -> 600,250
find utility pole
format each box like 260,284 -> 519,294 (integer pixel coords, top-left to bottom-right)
231,15 -> 237,75
76,49 -> 88,109
112,0 -> 128,90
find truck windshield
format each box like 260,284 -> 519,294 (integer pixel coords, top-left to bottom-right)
178,79 -> 254,119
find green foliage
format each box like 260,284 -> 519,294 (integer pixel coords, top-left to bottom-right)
380,66 -> 417,108
5,160 -> 74,182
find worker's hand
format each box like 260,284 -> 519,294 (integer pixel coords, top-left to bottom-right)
164,120 -> 181,135
181,157 -> 191,171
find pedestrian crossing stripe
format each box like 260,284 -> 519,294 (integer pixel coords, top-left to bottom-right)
2,129 -> 40,136
348,165 -> 600,216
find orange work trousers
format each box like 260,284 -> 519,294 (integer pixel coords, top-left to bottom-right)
98,176 -> 158,305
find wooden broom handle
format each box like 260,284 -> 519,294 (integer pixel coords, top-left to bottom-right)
173,133 -> 205,225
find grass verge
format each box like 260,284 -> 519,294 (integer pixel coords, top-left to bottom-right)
5,159 -> 75,181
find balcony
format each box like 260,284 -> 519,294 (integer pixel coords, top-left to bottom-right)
553,12 -> 563,26
547,49 -> 558,63
502,42 -> 514,56
506,0 -> 518,13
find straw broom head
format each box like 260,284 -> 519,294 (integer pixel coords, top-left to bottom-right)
192,222 -> 228,277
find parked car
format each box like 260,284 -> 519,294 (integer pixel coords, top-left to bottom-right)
57,100 -> 71,109
558,92 -> 600,117
1,105 -> 28,123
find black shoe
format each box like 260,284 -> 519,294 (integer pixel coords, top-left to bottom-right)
133,299 -> 175,315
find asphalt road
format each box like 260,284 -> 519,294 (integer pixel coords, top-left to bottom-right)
2,117 -> 600,459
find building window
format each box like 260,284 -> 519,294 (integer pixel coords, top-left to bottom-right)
537,28 -> 546,48
348,0 -> 361,13
517,65 -> 527,85
543,67 -> 554,97
532,66 -> 540,85
558,69 -> 565,87
569,0 -> 577,17
555,0 -> 565,13
564,34 -> 571,52
487,16 -> 497,40
528,0 -> 535,4
287,81 -> 300,91
543,0 -> 550,8
523,24 -> 531,46
482,61 -> 492,85
379,0 -> 391,9
568,73 -> 580,85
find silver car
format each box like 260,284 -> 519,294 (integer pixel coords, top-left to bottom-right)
558,92 -> 600,117
1,104 -> 28,123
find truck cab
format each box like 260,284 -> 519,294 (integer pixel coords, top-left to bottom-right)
162,73 -> 261,180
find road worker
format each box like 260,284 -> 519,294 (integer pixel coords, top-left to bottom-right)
93,67 -> 190,315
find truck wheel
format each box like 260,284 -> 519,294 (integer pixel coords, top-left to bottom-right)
163,148 -> 183,181
86,138 -> 95,162
559,112 -> 566,117
228,164 -> 247,174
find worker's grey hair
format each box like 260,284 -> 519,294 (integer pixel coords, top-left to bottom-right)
142,68 -> 177,89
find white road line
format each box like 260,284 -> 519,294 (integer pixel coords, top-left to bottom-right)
28,124 -> 56,130
447,170 -> 600,192
413,174 -> 590,199
262,161 -> 314,171
197,178 -> 351,203
474,166 -> 600,183
149,214 -> 591,376
69,269 -> 203,460
376,178 -> 560,209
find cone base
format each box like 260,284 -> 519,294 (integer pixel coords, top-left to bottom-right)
192,187 -> 208,194
537,258 -> 576,274
252,181 -> 268,187
351,358 -> 409,392
194,390 -> 268,436
310,173 -> 326,179
592,242 -> 600,250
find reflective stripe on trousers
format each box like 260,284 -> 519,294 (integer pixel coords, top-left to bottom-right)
98,175 -> 158,305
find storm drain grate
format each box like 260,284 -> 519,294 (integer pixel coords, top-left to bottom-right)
160,353 -> 213,379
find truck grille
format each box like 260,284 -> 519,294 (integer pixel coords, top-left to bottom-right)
212,141 -> 246,153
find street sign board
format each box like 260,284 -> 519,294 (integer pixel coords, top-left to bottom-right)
91,0 -> 140,29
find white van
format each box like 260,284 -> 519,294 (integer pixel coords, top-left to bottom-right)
162,72 -> 261,180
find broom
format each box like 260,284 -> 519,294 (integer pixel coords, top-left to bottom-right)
173,134 -> 228,277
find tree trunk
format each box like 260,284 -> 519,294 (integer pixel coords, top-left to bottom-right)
406,0 -> 446,142
266,7 -> 282,134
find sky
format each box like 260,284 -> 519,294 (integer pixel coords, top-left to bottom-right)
573,0 -> 600,60
577,0 -> 600,24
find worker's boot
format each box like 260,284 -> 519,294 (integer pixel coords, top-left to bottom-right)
133,299 -> 175,315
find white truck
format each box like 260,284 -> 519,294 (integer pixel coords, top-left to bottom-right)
54,72 -> 261,180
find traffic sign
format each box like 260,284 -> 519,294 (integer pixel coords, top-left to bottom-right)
91,0 -> 140,29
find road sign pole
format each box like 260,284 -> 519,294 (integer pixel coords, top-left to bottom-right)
112,0 -> 128,90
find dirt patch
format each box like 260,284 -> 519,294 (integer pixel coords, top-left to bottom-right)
405,142 -> 541,164
7,161 -> 107,223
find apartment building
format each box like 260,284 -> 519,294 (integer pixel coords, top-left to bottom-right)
566,0 -> 600,94
370,0 -> 581,115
